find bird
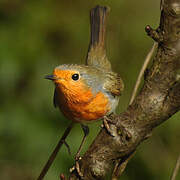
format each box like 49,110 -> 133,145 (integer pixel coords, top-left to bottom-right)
45,5 -> 124,160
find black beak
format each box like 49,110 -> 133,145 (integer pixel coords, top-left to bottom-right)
44,75 -> 57,80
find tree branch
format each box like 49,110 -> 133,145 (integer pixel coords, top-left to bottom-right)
68,0 -> 180,179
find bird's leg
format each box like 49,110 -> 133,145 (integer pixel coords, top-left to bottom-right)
75,124 -> 89,161
73,125 -> 89,178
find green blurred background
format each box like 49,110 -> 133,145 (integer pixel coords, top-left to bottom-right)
0,0 -> 179,179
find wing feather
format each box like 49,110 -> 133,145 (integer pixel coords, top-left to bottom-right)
53,88 -> 58,108
104,72 -> 124,96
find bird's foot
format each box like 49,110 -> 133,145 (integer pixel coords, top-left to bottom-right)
102,116 -> 117,137
75,157 -> 84,178
69,156 -> 84,178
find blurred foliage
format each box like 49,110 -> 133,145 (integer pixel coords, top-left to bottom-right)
0,0 -> 179,180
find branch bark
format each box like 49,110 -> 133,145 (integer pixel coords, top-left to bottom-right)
69,0 -> 180,179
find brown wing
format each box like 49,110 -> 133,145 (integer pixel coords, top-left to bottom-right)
104,72 -> 124,96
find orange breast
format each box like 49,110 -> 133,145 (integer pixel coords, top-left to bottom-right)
56,87 -> 110,123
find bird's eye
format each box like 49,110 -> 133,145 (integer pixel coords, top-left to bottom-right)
72,73 -> 79,81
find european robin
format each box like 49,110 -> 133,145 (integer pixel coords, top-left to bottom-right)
45,6 -> 124,159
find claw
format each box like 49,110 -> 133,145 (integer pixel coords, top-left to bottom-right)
69,157 -> 84,179
75,159 -> 84,178
103,116 -> 116,137
75,155 -> 82,162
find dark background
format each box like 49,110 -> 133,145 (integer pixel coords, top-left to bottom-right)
0,0 -> 179,179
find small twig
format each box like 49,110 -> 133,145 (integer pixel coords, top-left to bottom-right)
63,140 -> 72,155
129,42 -> 157,105
37,122 -> 74,180
170,154 -> 180,180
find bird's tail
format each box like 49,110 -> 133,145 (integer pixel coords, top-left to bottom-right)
86,5 -> 112,71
